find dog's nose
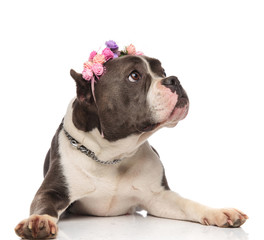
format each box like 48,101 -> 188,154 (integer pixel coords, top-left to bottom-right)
161,76 -> 183,96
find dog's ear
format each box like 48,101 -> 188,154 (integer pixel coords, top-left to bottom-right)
70,69 -> 93,104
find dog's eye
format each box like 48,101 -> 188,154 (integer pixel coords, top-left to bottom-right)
128,71 -> 141,83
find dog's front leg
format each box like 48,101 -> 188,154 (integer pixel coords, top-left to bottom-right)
15,168 -> 70,239
15,125 -> 70,239
146,190 -> 248,227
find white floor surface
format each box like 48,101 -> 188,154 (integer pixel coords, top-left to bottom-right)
56,212 -> 253,240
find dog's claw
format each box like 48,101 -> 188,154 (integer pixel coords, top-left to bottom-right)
227,219 -> 233,226
51,226 -> 56,235
203,218 -> 210,226
28,221 -> 32,230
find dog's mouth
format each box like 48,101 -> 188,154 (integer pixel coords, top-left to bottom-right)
168,96 -> 189,121
140,96 -> 189,133
158,95 -> 189,128
175,96 -> 189,109
170,96 -> 189,116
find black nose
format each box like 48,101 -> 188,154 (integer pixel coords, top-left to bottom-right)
161,76 -> 183,96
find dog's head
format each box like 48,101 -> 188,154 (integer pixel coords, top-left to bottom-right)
71,55 -> 189,141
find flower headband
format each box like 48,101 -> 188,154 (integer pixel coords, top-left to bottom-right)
82,40 -> 143,82
81,40 -> 143,104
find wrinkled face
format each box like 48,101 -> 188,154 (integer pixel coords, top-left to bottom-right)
94,55 -> 189,141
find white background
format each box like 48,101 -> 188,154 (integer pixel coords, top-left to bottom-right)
0,0 -> 263,239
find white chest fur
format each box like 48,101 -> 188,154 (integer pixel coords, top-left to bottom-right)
59,129 -> 164,216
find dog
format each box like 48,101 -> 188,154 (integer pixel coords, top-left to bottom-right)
15,43 -> 248,239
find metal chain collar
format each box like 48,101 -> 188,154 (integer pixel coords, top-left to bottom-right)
63,128 -> 122,165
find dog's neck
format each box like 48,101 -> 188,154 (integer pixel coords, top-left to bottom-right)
63,98 -> 154,163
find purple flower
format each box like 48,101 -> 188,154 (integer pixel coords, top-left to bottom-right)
113,52 -> 120,58
105,40 -> 119,52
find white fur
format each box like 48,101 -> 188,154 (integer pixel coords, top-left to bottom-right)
59,100 -> 236,227
60,100 -> 163,216
147,80 -> 178,123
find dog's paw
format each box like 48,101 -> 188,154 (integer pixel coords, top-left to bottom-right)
201,208 -> 248,228
15,214 -> 58,239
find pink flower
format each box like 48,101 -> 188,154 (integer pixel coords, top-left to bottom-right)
136,51 -> 144,56
82,68 -> 93,81
83,61 -> 93,69
93,54 -> 105,64
92,63 -> 104,76
89,51 -> 97,61
102,47 -> 114,61
126,44 -> 136,55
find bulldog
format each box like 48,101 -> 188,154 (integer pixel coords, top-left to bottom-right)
15,45 -> 248,239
